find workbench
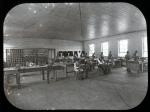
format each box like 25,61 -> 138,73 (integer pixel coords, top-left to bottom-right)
126,60 -> 147,73
4,65 -> 48,89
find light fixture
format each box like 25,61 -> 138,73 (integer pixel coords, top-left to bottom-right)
39,24 -> 43,27
52,3 -> 55,7
30,3 -> 34,6
28,7 -> 32,10
5,34 -> 9,37
117,18 -> 127,32
101,15 -> 109,20
17,93 -> 21,96
33,10 -> 37,14
51,107 -> 55,110
65,3 -> 69,5
101,21 -> 109,37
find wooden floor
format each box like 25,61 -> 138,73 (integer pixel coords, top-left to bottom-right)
4,67 -> 148,110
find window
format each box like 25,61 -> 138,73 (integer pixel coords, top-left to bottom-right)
3,49 -> 6,62
3,44 -> 8,62
89,44 -> 95,56
101,42 -> 109,56
142,37 -> 148,57
118,39 -> 128,57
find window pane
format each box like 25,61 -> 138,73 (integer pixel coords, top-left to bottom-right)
3,49 -> 6,62
143,37 -> 148,57
144,52 -> 148,57
119,52 -> 126,57
101,42 -> 108,56
144,37 -> 147,52
118,39 -> 128,57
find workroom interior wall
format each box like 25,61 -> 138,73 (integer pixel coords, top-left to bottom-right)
83,30 -> 147,58
3,37 -> 83,53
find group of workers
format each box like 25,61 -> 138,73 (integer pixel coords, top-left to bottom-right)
73,51 -> 114,80
73,50 -> 140,80
125,50 -> 139,62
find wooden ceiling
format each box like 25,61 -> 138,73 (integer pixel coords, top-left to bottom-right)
4,3 -> 146,41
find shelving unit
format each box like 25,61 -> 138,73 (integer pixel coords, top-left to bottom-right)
5,48 -> 56,67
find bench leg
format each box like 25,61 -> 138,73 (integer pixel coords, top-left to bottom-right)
85,72 -> 88,79
75,72 -> 78,80
47,70 -> 50,84
65,69 -> 68,78
66,67 -> 68,78
42,70 -> 45,80
16,73 -> 21,89
55,71 -> 57,81
7,75 -> 10,84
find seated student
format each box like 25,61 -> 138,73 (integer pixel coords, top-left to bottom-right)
108,51 -> 114,65
84,52 -> 88,58
92,52 -> 96,59
73,53 -> 78,61
99,52 -> 104,60
80,52 -> 83,57
78,51 -> 81,58
97,58 -> 105,74
97,58 -> 110,74
132,50 -> 139,61
74,60 -> 84,80
125,51 -> 131,61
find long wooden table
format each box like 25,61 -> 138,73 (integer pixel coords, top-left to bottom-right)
4,63 -> 70,88
47,63 -> 66,83
126,60 -> 147,73
4,65 -> 48,89
66,63 -> 74,77
114,59 -> 122,68
4,61 -> 101,88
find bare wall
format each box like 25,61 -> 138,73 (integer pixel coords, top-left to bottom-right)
4,38 -> 83,52
83,30 -> 147,57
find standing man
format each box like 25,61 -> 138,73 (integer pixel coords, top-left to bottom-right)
125,51 -> 131,61
132,50 -> 139,61
99,52 -> 104,60
125,51 -> 131,72
108,51 -> 113,60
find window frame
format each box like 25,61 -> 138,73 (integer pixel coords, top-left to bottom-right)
142,36 -> 148,57
101,41 -> 109,56
118,39 -> 128,57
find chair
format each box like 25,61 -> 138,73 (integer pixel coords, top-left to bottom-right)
98,63 -> 111,75
66,63 -> 74,78
47,65 -> 53,83
74,63 -> 84,80
52,65 -> 65,81
143,61 -> 148,72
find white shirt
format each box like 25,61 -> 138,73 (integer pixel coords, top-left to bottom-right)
78,52 -> 81,58
74,62 -> 83,72
97,59 -> 104,65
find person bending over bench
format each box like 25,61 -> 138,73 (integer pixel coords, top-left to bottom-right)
97,58 -> 111,74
